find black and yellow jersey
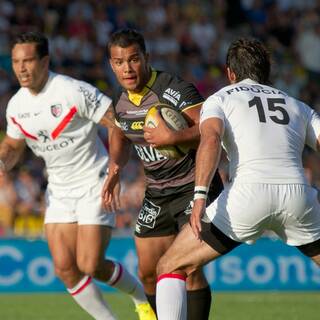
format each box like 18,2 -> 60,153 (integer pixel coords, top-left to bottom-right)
112,70 -> 204,191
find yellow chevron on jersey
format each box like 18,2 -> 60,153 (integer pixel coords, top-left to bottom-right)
128,70 -> 157,106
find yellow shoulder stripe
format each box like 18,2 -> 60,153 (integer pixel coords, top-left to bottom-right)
181,102 -> 203,113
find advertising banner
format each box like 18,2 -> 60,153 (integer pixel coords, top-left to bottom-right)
0,237 -> 319,292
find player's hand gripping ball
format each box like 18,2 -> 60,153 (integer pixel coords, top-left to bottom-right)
145,103 -> 190,159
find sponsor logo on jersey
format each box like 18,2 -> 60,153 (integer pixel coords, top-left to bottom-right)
126,109 -> 148,115
37,130 -> 51,143
119,121 -> 129,131
163,88 -> 181,106
137,199 -> 161,230
131,121 -> 144,130
184,201 -> 193,215
178,101 -> 193,109
50,104 -> 62,117
226,85 -> 286,96
18,112 -> 30,119
79,86 -> 101,109
134,145 -> 167,162
30,137 -> 76,153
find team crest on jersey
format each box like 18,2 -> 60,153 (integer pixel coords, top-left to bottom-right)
50,104 -> 62,117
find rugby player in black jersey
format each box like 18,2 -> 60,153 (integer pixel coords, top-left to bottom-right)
102,28 -> 223,320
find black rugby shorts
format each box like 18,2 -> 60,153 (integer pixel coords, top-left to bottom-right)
135,172 -> 223,237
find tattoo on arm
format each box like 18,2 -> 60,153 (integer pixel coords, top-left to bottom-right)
99,108 -> 116,128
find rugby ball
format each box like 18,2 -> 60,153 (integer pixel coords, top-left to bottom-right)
145,103 -> 190,159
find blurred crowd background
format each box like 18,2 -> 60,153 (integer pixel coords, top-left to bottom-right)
0,0 -> 320,238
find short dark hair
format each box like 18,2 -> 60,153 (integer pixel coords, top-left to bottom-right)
107,28 -> 146,58
12,31 -> 49,59
226,38 -> 271,84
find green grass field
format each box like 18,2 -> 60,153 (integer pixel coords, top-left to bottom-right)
0,292 -> 319,319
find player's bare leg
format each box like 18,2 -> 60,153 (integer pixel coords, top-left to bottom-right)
297,238 -> 320,267
46,223 -> 116,319
156,223 -> 221,320
135,234 -> 175,313
135,235 -> 175,294
311,254 -> 320,266
45,223 -> 82,287
78,225 -> 155,320
136,233 -> 213,319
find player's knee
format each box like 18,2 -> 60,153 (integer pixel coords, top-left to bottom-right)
138,267 -> 156,286
54,264 -> 78,283
77,257 -> 100,276
185,268 -> 208,288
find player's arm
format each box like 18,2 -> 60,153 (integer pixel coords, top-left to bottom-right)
98,107 -> 117,129
190,117 -> 224,239
305,108 -> 320,152
0,135 -> 25,175
143,103 -> 201,148
102,125 -> 132,211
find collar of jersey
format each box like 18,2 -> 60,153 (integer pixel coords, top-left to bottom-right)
127,69 -> 157,106
239,78 -> 258,85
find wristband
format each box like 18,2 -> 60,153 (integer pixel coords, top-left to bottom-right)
194,192 -> 207,200
194,185 -> 208,201
194,186 -> 208,193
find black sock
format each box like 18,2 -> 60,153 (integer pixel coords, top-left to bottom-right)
146,294 -> 157,315
187,286 -> 212,320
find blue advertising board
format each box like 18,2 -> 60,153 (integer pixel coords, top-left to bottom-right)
0,237 -> 319,292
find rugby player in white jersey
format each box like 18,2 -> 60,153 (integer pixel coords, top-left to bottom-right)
155,38 -> 320,319
0,31 -> 155,320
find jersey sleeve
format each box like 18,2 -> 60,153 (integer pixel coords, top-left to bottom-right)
6,99 -> 25,140
179,82 -> 204,111
163,76 -> 204,112
72,80 -> 112,123
305,108 -> 320,150
200,94 -> 225,125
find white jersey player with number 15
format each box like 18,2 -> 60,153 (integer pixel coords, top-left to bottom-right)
0,31 -> 155,320
201,78 -> 320,185
155,38 -> 320,320
200,78 -> 320,245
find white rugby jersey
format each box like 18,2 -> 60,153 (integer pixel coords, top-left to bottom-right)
201,79 -> 320,184
6,72 -> 111,189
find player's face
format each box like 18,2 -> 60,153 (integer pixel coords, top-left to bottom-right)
109,44 -> 150,92
11,43 -> 49,95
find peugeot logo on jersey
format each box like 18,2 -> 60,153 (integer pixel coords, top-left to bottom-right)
37,130 -> 51,143
50,104 -> 62,117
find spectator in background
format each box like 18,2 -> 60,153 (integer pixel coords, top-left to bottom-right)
14,167 -> 41,215
296,20 -> 320,83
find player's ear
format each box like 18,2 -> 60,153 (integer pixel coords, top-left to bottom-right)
42,55 -> 50,69
227,67 -> 237,84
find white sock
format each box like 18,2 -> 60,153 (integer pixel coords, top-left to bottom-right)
68,275 -> 116,320
106,261 -> 147,306
156,273 -> 187,320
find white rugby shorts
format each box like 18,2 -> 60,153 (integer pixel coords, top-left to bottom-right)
204,183 -> 320,246
44,176 -> 115,226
